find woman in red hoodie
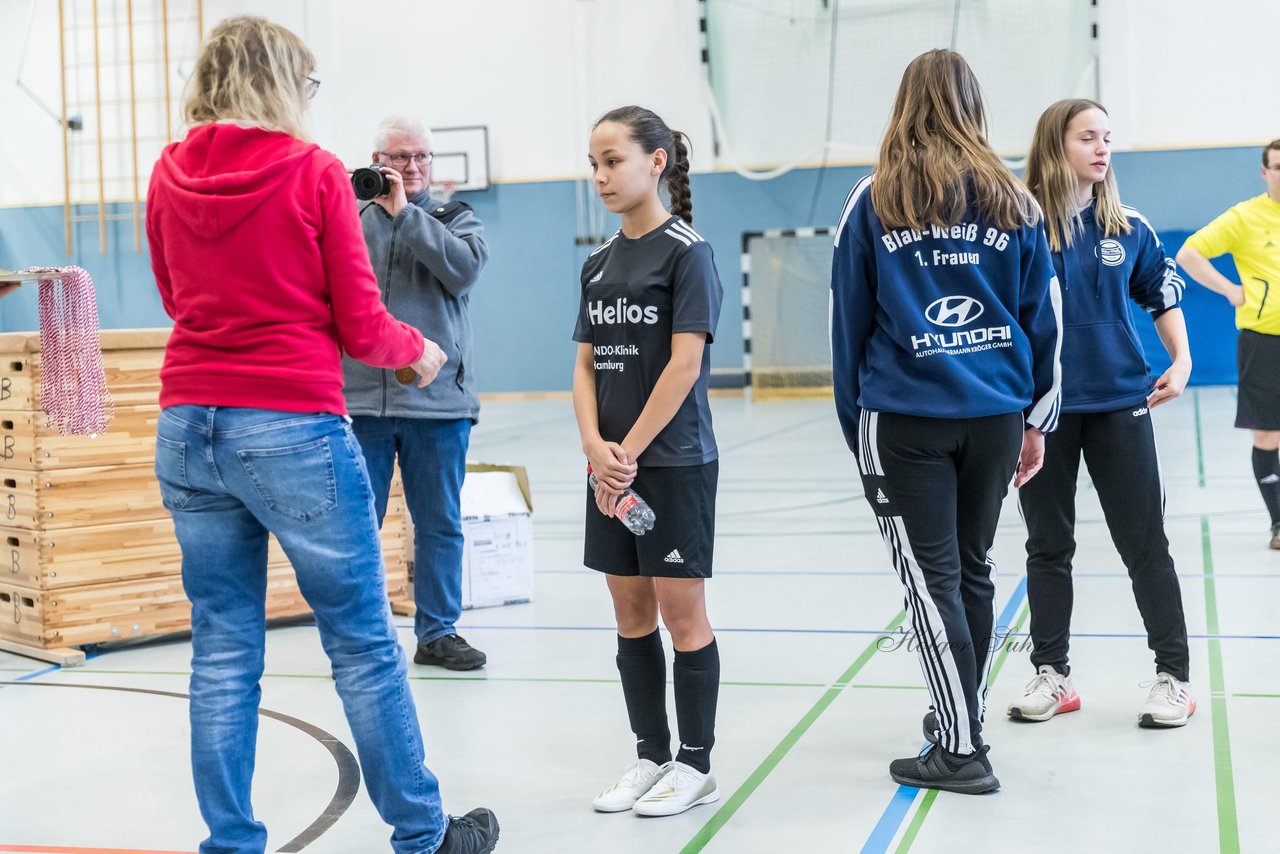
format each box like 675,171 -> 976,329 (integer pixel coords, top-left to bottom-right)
146,17 -> 498,854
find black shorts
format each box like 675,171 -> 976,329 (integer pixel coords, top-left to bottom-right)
1236,329 -> 1280,430
584,460 -> 718,578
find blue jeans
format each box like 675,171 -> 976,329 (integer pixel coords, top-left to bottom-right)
155,406 -> 446,854
349,417 -> 470,645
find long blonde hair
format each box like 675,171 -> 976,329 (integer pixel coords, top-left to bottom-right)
872,49 -> 1037,232
1026,99 -> 1131,253
184,16 -> 315,140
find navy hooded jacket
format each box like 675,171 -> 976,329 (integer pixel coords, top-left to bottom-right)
1049,204 -> 1184,413
830,175 -> 1063,453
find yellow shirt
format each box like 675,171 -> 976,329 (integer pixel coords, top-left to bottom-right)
1185,193 -> 1280,334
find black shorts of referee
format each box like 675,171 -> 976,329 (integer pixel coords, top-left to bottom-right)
1236,329 -> 1280,430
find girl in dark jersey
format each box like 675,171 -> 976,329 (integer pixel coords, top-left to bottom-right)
831,50 -> 1062,794
1009,99 -> 1195,728
572,106 -> 725,817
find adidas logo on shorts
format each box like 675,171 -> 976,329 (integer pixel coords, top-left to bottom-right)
664,549 -> 684,564
876,489 -> 889,504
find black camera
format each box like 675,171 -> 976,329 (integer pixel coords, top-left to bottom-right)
351,164 -> 391,200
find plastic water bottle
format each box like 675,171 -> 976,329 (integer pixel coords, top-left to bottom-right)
587,465 -> 656,535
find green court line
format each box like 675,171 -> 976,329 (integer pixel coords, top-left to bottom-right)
1194,388 -> 1206,488
1232,693 -> 1280,699
895,599 -> 1031,851
679,610 -> 908,854
1202,516 -> 1241,854
893,788 -> 938,853
986,602 -> 1032,685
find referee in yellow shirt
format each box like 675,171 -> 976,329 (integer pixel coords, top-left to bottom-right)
1177,139 -> 1280,549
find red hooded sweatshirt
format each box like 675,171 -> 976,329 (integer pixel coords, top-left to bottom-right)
146,123 -> 424,414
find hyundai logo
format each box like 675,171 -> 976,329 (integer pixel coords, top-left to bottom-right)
925,295 -> 985,327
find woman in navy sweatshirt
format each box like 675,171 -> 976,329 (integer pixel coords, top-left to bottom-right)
1008,99 -> 1195,729
830,49 -> 1062,794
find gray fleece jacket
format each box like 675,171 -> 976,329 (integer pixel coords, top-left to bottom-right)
341,191 -> 488,420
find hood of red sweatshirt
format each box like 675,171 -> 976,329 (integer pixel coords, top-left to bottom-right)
153,123 -> 321,239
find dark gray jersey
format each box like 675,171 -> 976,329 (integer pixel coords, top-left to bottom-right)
573,216 -> 723,466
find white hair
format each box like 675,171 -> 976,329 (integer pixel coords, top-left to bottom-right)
374,115 -> 430,151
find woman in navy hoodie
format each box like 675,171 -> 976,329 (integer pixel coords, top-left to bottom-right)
831,50 -> 1062,794
1008,98 -> 1195,729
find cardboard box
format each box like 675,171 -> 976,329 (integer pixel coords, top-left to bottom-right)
400,463 -> 534,612
460,466 -> 534,609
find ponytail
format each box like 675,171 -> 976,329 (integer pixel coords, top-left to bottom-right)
595,105 -> 693,224
666,131 -> 693,224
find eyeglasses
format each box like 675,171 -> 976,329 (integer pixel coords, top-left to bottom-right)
379,152 -> 433,167
305,76 -> 321,99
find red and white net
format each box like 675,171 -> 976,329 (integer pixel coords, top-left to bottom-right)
24,266 -> 114,436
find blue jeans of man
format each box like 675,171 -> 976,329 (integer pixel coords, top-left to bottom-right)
349,417 -> 471,645
155,406 -> 446,854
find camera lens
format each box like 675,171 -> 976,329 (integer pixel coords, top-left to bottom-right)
351,166 -> 389,200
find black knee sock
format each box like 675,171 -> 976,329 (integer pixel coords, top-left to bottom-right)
616,630 -> 671,765
673,637 -> 720,774
1251,447 -> 1280,525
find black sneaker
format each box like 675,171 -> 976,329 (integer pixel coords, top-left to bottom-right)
436,807 -> 499,853
888,743 -> 1000,794
1270,522 -> 1280,551
920,709 -> 986,750
414,635 -> 487,671
922,709 -> 939,745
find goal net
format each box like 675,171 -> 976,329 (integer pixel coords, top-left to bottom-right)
743,229 -> 837,400
703,0 -> 1097,176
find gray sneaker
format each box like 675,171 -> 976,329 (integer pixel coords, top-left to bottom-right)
1270,522 -> 1280,550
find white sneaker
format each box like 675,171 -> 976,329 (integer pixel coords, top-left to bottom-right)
592,759 -> 670,812
1007,664 -> 1081,722
1139,672 -> 1196,728
632,761 -> 719,817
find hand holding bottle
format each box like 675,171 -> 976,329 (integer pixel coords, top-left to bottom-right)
588,465 -> 656,535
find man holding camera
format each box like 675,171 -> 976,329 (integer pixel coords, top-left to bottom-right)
343,115 -> 490,670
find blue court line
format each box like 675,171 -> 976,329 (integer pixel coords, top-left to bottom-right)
862,787 -> 922,854
425,623 -> 1279,641
1072,632 -> 1279,640
532,567 -> 1280,580
0,650 -> 103,690
0,663 -> 61,690
14,665 -> 60,682
859,576 -> 1028,854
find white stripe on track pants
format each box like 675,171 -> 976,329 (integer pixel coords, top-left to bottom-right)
856,409 -> 1023,755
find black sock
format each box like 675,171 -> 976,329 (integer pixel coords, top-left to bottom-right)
673,637 -> 719,774
1251,447 -> 1280,525
616,630 -> 671,765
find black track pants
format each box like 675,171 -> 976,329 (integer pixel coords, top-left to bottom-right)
1018,407 -> 1190,682
857,410 -> 1023,755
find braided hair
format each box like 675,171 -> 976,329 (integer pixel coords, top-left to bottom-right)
595,106 -> 693,224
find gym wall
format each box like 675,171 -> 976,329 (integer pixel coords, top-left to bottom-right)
0,0 -> 1271,391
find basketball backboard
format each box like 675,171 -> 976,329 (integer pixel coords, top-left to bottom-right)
429,125 -> 490,192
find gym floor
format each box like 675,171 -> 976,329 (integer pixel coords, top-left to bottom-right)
0,387 -> 1270,853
